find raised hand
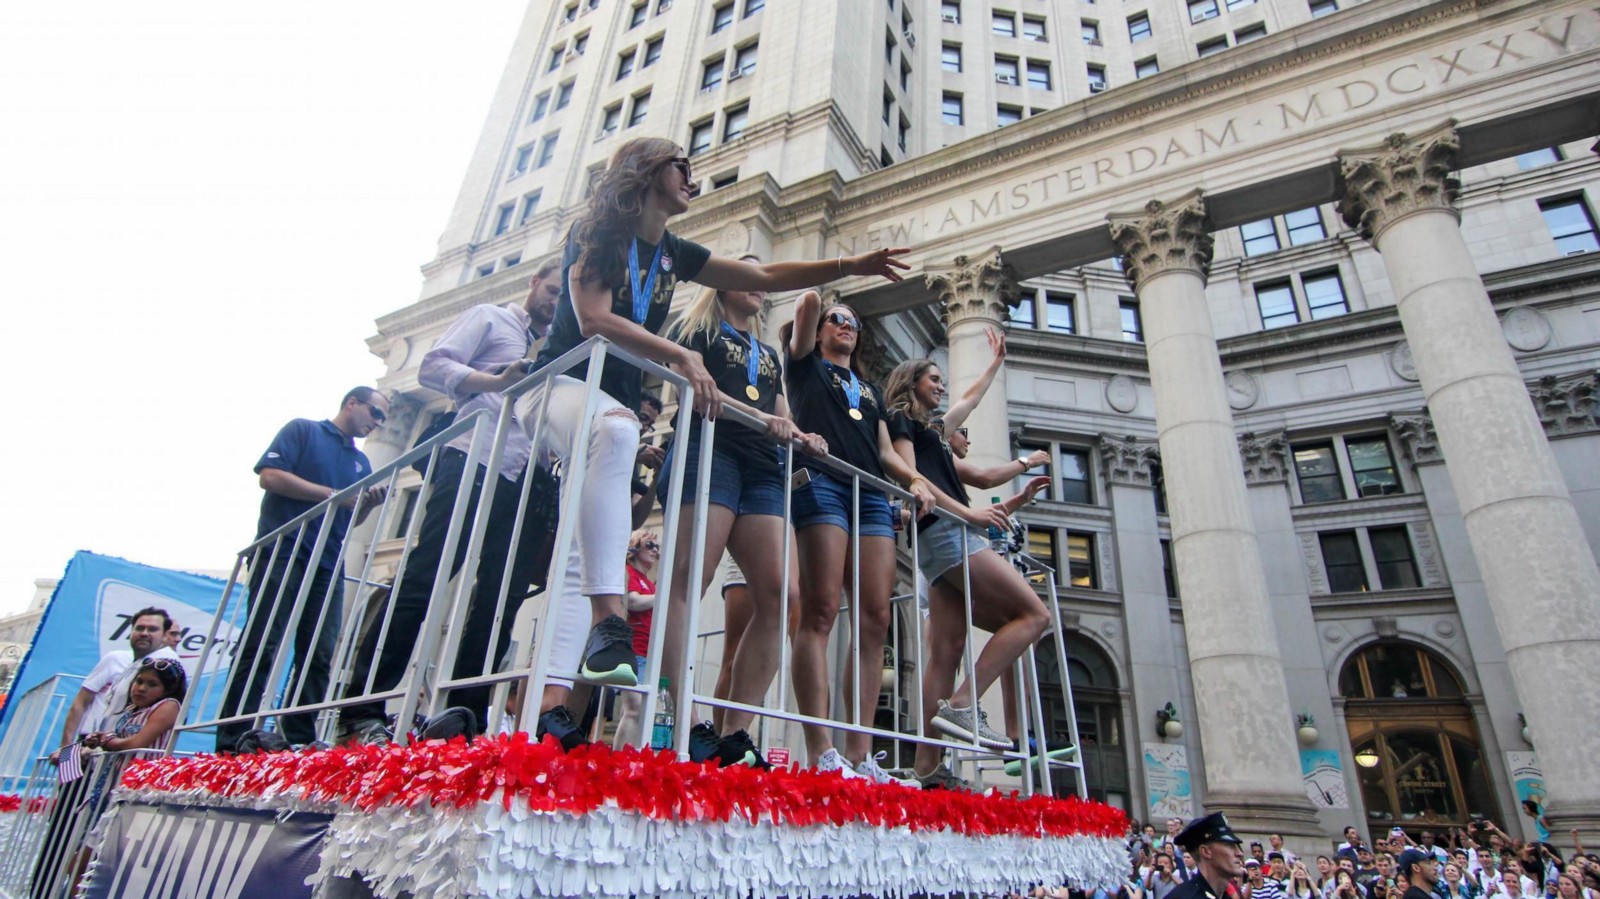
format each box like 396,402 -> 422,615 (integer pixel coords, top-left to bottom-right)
846,247 -> 913,283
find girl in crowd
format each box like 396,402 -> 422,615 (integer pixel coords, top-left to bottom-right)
515,136 -> 911,748
882,331 -> 1051,790
83,657 -> 186,755
783,289 -> 934,783
611,529 -> 659,750
1288,862 -> 1317,899
650,279 -> 827,766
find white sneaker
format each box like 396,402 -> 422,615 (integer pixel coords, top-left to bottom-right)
813,748 -> 866,779
855,751 -> 922,788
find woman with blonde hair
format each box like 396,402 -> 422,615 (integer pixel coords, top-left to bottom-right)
611,529 -> 660,749
515,137 -> 910,749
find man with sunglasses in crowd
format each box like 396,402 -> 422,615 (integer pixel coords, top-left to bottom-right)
216,386 -> 389,753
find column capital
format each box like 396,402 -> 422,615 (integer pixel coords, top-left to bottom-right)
1389,411 -> 1443,466
368,391 -> 427,452
1237,430 -> 1290,484
1528,371 -> 1600,438
924,247 -> 1020,331
1106,188 -> 1213,292
1097,433 -> 1161,487
1336,120 -> 1461,243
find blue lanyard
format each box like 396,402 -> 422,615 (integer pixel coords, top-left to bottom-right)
720,322 -> 760,388
838,365 -> 863,414
628,239 -> 666,324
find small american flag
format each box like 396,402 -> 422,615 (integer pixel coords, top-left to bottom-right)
57,742 -> 84,784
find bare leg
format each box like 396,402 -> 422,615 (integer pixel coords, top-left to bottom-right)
711,581 -> 751,734
656,501 -> 735,722
612,689 -> 642,750
792,524 -> 847,760
841,534 -> 897,765
914,578 -> 967,775
720,515 -> 792,736
945,550 -> 1050,710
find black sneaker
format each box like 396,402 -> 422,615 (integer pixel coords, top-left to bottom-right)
419,706 -> 478,742
579,615 -> 639,686
235,729 -> 292,754
714,730 -> 770,769
535,705 -> 588,751
687,721 -> 721,763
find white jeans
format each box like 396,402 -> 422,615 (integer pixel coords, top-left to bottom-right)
516,375 -> 640,687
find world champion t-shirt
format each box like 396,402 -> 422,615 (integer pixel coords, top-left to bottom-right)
784,348 -> 886,483
673,323 -> 784,470
887,410 -> 967,530
533,230 -> 711,413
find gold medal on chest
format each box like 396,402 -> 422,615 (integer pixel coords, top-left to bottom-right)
848,408 -> 863,421
746,385 -> 760,401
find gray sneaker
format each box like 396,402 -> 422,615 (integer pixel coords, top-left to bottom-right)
916,762 -> 976,792
931,699 -> 1011,749
336,717 -> 393,747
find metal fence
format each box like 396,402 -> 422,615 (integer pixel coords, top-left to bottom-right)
0,676 -> 84,794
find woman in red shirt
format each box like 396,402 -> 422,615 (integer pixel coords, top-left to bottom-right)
613,530 -> 659,749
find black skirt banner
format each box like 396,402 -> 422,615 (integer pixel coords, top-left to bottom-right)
83,801 -> 332,899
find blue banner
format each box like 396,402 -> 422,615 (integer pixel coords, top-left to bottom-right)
0,551 -> 243,758
84,801 -> 331,899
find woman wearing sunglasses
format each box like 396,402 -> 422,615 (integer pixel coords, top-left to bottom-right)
882,329 -> 1051,790
611,529 -> 660,750
648,264 -> 828,766
781,290 -> 934,783
515,138 -> 910,749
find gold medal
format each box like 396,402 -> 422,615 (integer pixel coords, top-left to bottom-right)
746,384 -> 760,401
848,408 -> 863,421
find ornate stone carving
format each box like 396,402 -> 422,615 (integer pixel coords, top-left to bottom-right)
1106,189 -> 1213,291
1336,121 -> 1462,242
1097,538 -> 1118,594
1238,430 -> 1289,484
371,392 -> 426,450
1300,533 -> 1330,594
1224,370 -> 1259,410
923,247 -> 1019,330
1389,340 -> 1419,382
1502,306 -> 1553,352
1098,434 -> 1161,487
1528,371 -> 1600,438
1105,374 -> 1139,413
855,324 -> 896,386
1390,412 -> 1443,466
1409,520 -> 1447,588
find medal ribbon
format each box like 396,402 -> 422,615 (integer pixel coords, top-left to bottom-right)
721,322 -> 760,394
838,365 -> 863,417
628,239 -> 666,324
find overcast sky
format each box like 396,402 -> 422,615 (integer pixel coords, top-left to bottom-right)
0,2 -> 527,615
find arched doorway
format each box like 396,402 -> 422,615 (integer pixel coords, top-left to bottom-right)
1038,633 -> 1128,809
1340,641 -> 1499,841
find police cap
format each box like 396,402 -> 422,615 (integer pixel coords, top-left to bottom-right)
1175,812 -> 1245,853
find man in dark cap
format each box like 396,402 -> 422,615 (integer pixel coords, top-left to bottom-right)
1168,812 -> 1247,899
1395,849 -> 1437,899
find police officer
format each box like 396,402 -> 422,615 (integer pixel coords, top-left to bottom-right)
1395,848 -> 1437,899
1169,813 -> 1247,899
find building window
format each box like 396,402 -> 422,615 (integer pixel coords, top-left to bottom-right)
1235,23 -> 1267,42
995,56 -> 1020,84
734,42 -> 757,75
1135,56 -> 1160,78
503,253 -> 522,268
942,1 -> 961,24
536,133 -> 559,167
1346,435 -> 1401,497
1151,461 -> 1167,515
1197,36 -> 1228,57
1011,295 -> 1036,328
1045,291 -> 1075,333
1128,13 -> 1152,41
617,49 -> 637,80
511,144 -> 534,177
1256,279 -> 1298,329
600,104 -> 622,134
1189,0 -> 1220,22
1369,526 -> 1420,589
942,43 -> 962,71
1320,531 -> 1368,593
883,88 -> 894,125
1309,0 -> 1338,16
1303,270 -> 1349,320
492,203 -> 515,237
1120,298 -> 1143,342
992,11 -> 1016,37
1257,271 -> 1347,328
898,117 -> 910,152
644,35 -> 664,67
710,172 -> 738,190
1022,16 -> 1047,41
1293,441 -> 1342,502
743,0 -> 764,18
1087,65 -> 1107,92
555,81 -> 574,109
1285,207 -> 1326,244
1026,528 -> 1056,575
997,104 -> 1023,127
1081,21 -> 1100,43
1240,219 -> 1278,255
1060,449 -> 1093,504
723,103 -> 749,141
629,3 -> 648,28
712,2 -> 734,32
548,45 -> 565,72
942,92 -> 963,125
628,91 -> 651,126
688,119 -> 714,155
519,191 -> 541,225
1516,148 -> 1561,170
1026,60 -> 1052,89
477,263 -> 496,279
1161,539 -> 1178,598
564,4 -> 579,23
572,32 -> 589,55
900,59 -> 912,91
530,91 -> 551,122
1539,196 -> 1600,255
702,58 -> 724,89
1066,532 -> 1098,588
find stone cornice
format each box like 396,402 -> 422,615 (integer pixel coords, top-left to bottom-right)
1107,189 -> 1214,291
1004,328 -> 1149,374
1336,121 -> 1462,242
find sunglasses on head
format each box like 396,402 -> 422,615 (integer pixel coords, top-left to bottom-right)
142,658 -> 182,673
365,402 -> 387,424
824,310 -> 860,331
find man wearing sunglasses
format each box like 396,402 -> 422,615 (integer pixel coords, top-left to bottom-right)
217,386 -> 388,753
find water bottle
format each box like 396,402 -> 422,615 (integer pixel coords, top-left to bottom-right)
651,677 -> 675,750
987,496 -> 1007,552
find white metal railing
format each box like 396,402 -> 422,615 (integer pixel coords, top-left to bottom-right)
0,676 -> 84,794
169,335 -> 1084,795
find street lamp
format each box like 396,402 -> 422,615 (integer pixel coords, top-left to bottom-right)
1354,747 -> 1380,768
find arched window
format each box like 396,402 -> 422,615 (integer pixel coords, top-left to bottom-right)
1038,633 -> 1127,809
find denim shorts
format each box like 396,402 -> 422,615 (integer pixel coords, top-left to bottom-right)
917,517 -> 989,583
790,469 -> 896,538
660,438 -> 786,518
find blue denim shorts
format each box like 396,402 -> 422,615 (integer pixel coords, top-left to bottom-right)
790,469 -> 896,538
917,517 -> 989,583
660,438 -> 786,518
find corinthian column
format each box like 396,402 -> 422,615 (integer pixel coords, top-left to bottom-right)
1108,190 -> 1321,836
1339,123 -> 1600,833
924,248 -> 1020,481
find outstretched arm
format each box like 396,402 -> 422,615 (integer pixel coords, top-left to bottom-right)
696,248 -> 911,293
954,448 -> 1050,490
941,327 -> 1006,434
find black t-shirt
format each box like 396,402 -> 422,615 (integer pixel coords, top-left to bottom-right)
674,323 -> 784,469
886,410 -> 966,529
784,348 -> 886,482
533,230 -> 711,413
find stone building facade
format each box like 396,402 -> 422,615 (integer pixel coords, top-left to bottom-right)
352,0 -> 1600,846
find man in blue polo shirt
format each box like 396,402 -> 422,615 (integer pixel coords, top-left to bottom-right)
216,386 -> 388,752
